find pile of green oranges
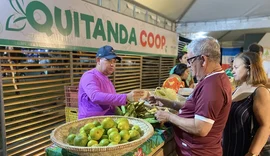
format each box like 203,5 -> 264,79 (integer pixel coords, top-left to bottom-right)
66,117 -> 142,147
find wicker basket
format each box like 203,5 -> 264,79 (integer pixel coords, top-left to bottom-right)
50,116 -> 154,156
65,107 -> 78,122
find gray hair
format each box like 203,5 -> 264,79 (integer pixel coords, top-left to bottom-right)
187,36 -> 221,63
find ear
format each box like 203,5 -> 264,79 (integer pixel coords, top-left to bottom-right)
96,57 -> 101,65
201,56 -> 206,67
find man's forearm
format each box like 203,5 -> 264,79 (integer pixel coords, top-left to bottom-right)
173,101 -> 185,110
158,98 -> 174,108
168,113 -> 198,135
158,98 -> 185,110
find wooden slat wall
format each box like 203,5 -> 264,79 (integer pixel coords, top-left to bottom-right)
71,52 -> 97,85
160,57 -> 176,85
0,49 -> 175,155
0,49 -> 69,156
114,56 -> 142,93
141,57 -> 161,89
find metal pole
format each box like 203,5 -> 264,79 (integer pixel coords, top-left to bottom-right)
69,51 -> 74,85
0,63 -> 7,156
117,0 -> 121,12
133,5 -> 136,18
98,0 -> 101,6
159,57 -> 162,86
139,56 -> 142,89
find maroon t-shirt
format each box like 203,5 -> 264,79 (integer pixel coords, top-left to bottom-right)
174,72 -> 232,156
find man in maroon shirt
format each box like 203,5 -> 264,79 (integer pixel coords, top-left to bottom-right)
151,37 -> 232,156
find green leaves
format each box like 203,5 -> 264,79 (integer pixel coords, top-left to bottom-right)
15,0 -> 26,15
14,16 -> 27,23
6,14 -> 26,31
6,0 -> 27,31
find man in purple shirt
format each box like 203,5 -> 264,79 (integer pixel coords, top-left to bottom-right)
78,45 -> 135,119
150,37 -> 232,156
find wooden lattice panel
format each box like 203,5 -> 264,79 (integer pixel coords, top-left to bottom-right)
141,57 -> 160,89
114,55 -> 141,93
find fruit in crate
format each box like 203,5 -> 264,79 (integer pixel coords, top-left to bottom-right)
116,118 -> 129,124
67,134 -> 76,145
109,131 -> 121,143
89,127 -> 104,141
131,125 -> 142,134
101,117 -> 115,129
107,127 -> 118,135
129,130 -> 141,141
108,142 -> 118,146
119,130 -> 130,141
117,121 -> 130,130
87,140 -> 98,147
99,138 -> 110,146
83,122 -> 95,134
66,117 -> 142,147
74,134 -> 88,146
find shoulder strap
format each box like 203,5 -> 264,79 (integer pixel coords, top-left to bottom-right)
253,85 -> 269,97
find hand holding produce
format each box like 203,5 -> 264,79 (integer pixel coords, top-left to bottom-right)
127,90 -> 150,102
155,110 -> 172,123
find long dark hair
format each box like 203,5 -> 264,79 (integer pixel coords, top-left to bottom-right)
174,63 -> 188,77
248,43 -> 264,54
177,51 -> 187,61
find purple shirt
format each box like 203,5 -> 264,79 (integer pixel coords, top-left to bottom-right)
175,72 -> 232,156
78,68 -> 127,119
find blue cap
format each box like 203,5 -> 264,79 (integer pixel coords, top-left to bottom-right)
96,45 -> 121,61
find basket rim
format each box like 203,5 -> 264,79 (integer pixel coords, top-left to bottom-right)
50,115 -> 154,153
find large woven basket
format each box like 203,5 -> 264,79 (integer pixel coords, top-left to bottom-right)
50,116 -> 154,156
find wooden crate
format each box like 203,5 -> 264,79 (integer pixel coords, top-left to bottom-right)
65,107 -> 78,122
153,148 -> 164,156
64,86 -> 78,107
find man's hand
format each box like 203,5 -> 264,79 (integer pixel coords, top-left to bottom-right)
148,95 -> 165,107
127,90 -> 149,101
149,95 -> 160,104
126,91 -> 133,101
155,110 -> 172,123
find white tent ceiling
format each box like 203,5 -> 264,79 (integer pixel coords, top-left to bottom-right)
179,0 -> 270,23
132,0 -> 194,21
129,0 -> 270,43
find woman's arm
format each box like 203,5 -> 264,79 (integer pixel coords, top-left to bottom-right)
247,87 -> 270,156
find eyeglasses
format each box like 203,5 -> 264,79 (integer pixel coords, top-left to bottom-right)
102,58 -> 117,64
187,55 -> 201,65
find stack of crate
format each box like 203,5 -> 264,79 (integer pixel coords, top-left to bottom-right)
64,86 -> 79,122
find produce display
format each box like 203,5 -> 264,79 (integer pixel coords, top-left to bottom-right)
154,87 -> 178,101
115,101 -> 160,122
113,88 -> 182,125
114,100 -> 177,124
66,117 -> 143,147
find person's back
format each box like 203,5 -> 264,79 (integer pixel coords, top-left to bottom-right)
163,75 -> 184,93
